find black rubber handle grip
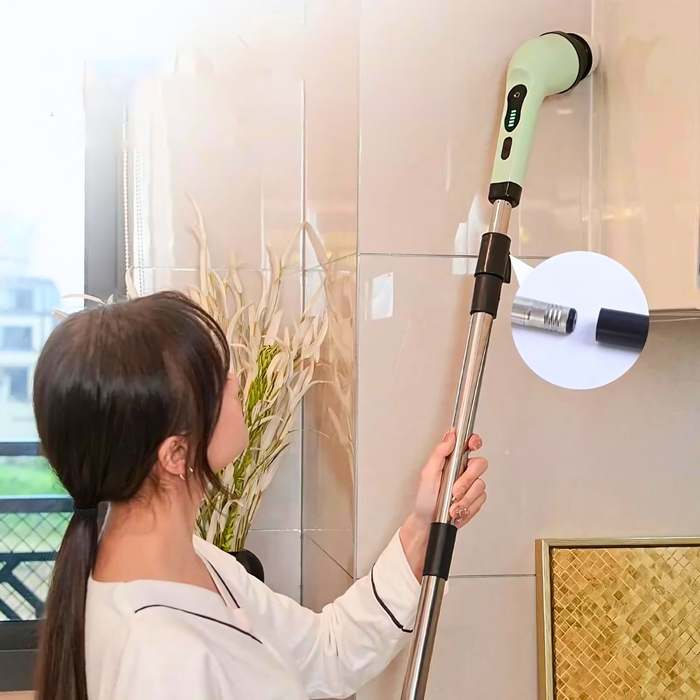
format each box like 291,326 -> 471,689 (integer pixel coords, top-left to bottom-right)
422,522 -> 457,580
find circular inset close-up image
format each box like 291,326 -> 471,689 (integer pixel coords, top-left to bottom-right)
510,251 -> 649,390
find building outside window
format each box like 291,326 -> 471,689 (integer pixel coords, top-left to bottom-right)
1,327 -> 34,352
0,368 -> 30,402
13,290 -> 34,312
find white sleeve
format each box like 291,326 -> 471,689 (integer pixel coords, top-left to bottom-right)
111,612 -> 230,699
240,531 -> 421,699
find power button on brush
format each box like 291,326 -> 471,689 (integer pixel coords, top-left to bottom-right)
504,83 -> 527,132
500,137 -> 513,160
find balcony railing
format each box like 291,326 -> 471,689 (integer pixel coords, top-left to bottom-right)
0,496 -> 71,621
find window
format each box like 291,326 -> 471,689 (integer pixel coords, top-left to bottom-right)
0,327 -> 32,351
0,14 -> 134,692
0,24 -> 87,689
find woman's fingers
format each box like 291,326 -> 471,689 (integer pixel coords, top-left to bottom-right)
421,431 -> 483,488
466,433 -> 482,452
424,431 -> 482,477
421,431 -> 457,479
453,491 -> 487,529
451,456 -> 488,502
450,476 -> 486,520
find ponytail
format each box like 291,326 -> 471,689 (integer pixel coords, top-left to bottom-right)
35,511 -> 99,700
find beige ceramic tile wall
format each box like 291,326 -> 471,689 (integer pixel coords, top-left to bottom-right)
301,0 -> 360,601
302,256 -> 357,577
304,0 -> 360,264
140,0 -> 306,271
301,536 -> 354,614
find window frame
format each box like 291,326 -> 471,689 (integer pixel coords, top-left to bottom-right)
0,58 -> 135,692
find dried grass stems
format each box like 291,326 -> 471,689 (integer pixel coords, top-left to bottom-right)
186,201 -> 328,552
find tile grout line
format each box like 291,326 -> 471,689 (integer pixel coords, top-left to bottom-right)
304,534 -> 354,579
354,252 -> 547,260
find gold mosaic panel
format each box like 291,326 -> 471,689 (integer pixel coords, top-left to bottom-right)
549,546 -> 700,699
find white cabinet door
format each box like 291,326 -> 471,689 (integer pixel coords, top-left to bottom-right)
592,0 -> 700,312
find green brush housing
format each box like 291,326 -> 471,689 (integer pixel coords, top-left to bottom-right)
489,31 -> 598,208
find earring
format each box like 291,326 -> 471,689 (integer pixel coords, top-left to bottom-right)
179,467 -> 195,482
179,473 -> 186,481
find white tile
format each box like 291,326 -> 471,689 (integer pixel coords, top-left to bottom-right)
358,576 -> 538,700
245,530 -> 301,603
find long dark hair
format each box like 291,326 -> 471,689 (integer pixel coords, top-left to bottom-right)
33,291 -> 230,700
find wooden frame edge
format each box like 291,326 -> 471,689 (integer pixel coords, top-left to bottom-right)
535,539 -> 554,700
539,536 -> 700,548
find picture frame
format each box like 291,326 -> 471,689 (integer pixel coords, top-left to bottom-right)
536,537 -> 700,700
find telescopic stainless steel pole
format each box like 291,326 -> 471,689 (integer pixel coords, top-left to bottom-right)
399,30 -> 598,699
400,200 -> 512,700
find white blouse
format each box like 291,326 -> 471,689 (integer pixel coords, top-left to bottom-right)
85,533 -> 420,699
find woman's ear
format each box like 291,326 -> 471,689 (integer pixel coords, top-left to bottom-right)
157,435 -> 189,479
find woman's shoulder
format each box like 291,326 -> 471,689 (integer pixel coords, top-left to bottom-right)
124,603 -> 215,650
87,577 -> 211,643
96,603 -> 228,696
85,580 -> 216,692
193,536 -> 248,578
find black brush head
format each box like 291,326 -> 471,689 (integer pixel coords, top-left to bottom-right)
542,31 -> 595,92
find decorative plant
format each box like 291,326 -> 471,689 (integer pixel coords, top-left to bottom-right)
56,200 -> 329,554
186,202 -> 328,552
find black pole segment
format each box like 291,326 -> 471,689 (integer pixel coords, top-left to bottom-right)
422,523 -> 458,580
470,231 -> 512,317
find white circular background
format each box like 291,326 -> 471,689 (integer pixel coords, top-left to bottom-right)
511,251 -> 649,390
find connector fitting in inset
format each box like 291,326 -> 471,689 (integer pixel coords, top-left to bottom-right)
511,297 -> 577,335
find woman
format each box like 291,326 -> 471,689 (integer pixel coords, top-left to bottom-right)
34,292 -> 488,700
